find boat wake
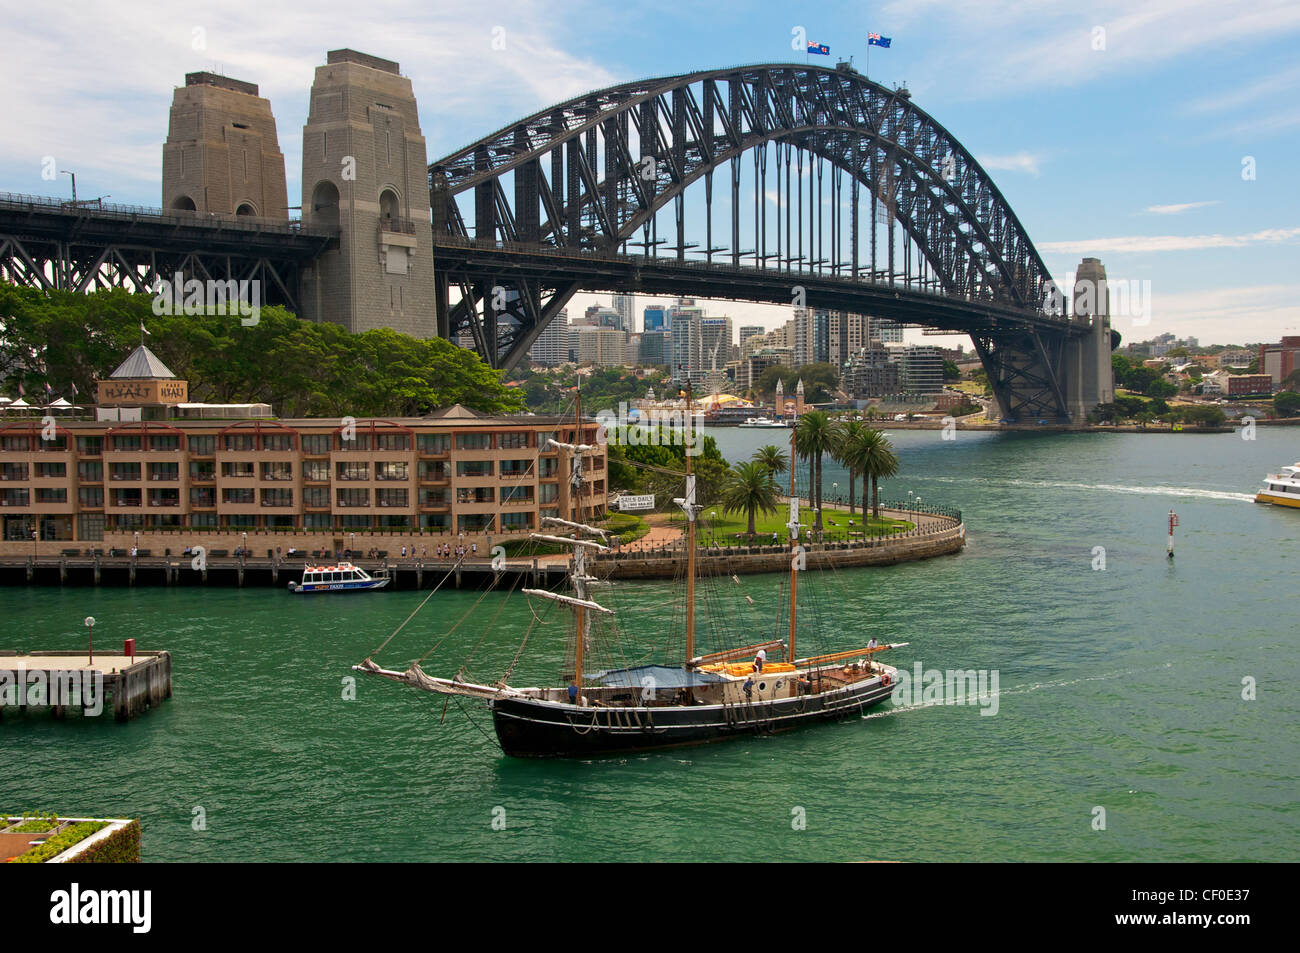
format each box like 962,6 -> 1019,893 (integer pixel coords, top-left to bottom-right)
922,476 -> 1255,503
862,663 -> 1171,720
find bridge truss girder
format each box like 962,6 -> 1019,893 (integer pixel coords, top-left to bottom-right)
430,63 -> 1064,377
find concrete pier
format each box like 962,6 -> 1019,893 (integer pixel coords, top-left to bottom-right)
0,650 -> 172,722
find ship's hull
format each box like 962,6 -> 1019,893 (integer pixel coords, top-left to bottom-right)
490,676 -> 895,757
1255,491 -> 1300,508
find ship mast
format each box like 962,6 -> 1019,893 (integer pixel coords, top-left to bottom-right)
787,421 -> 799,661
572,380 -> 586,690
684,383 -> 697,663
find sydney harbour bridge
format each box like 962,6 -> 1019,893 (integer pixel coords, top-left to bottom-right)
0,61 -> 1114,423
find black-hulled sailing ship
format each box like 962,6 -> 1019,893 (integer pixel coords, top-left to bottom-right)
355,386 -> 904,758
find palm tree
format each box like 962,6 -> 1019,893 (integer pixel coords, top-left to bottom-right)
835,420 -> 869,516
720,461 -> 780,538
857,429 -> 900,521
795,411 -> 841,532
751,444 -> 788,478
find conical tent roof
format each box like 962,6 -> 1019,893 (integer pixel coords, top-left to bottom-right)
110,344 -> 175,380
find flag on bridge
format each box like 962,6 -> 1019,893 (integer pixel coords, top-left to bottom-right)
807,42 -> 830,56
868,33 -> 892,48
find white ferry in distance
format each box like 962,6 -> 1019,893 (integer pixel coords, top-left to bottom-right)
738,416 -> 789,428
1256,463 -> 1300,509
289,562 -> 390,593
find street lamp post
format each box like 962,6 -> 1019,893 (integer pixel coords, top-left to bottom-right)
61,170 -> 76,205
241,531 -> 247,563
84,616 -> 95,665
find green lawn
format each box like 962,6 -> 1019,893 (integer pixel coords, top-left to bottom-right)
664,504 -> 912,545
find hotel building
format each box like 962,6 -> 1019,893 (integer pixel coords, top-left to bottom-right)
0,345 -> 606,555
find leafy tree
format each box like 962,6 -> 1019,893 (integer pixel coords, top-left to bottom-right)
834,420 -> 869,515
943,360 -> 961,382
1274,391 -> 1300,418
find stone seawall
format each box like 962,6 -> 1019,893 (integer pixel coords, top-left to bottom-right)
597,522 -> 966,580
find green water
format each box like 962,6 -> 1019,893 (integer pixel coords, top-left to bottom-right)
3,427 -> 1297,861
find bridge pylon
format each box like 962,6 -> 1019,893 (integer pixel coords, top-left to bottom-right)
299,50 -> 435,337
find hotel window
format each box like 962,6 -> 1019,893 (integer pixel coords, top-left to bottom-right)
499,512 -> 532,531
261,488 -> 294,507
537,431 -> 556,449
226,515 -> 256,528
148,489 -> 180,508
419,514 -> 449,530
302,461 -> 330,482
2,489 -> 30,507
222,462 -> 255,478
112,435 -> 142,452
149,463 -> 179,482
376,488 -> 408,508
338,432 -> 371,451
375,461 -> 408,481
500,459 -> 532,477
455,433 -> 491,450
36,488 -> 67,503
109,463 -> 141,481
189,435 -> 216,456
303,487 -> 330,508
540,507 -> 560,522
337,488 -> 370,508
456,486 -> 494,504
222,488 -> 255,504
303,513 -> 331,529
418,461 -> 447,481
262,433 -> 295,452
539,483 -> 559,504
419,488 -> 448,506
150,435 -> 181,452
374,433 -> 410,451
457,514 -> 493,533
78,461 -> 103,482
191,512 -> 217,529
1,436 -> 31,452
417,433 -> 450,453
189,488 -> 214,507
456,460 -> 493,478
111,488 -> 141,507
1,463 -> 28,482
337,515 -> 370,530
261,462 -> 293,481
76,436 -> 103,455
501,485 -> 534,503
77,514 -> 106,540
498,432 -> 530,449
538,459 -> 559,477
190,461 -> 215,481
301,434 -> 331,455
337,462 -> 369,481
223,433 -> 255,451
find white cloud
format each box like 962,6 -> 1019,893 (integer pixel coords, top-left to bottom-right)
1040,226 -> 1300,254
0,0 -> 618,206
878,0 -> 1300,99
977,152 -> 1043,176
1144,201 -> 1220,215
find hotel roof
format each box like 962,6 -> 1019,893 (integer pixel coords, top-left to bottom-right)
110,345 -> 176,380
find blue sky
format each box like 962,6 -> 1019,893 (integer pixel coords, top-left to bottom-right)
1,0 -> 1297,345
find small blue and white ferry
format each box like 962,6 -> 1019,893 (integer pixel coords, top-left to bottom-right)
288,562 -> 390,593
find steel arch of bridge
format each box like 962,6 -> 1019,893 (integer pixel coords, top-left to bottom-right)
430,62 -> 1080,420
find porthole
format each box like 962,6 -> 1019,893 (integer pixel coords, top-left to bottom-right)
758,682 -> 768,692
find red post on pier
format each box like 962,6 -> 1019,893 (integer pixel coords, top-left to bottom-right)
1167,509 -> 1179,558
124,637 -> 135,662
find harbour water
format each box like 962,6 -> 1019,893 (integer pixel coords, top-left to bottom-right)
2,427 -> 1297,861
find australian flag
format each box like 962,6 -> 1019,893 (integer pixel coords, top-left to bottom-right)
807,42 -> 830,56
868,33 -> 892,48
